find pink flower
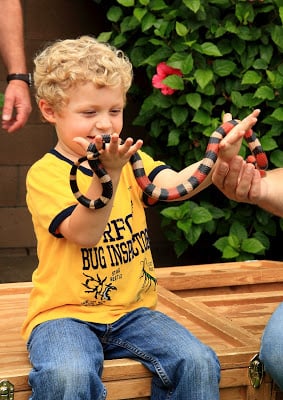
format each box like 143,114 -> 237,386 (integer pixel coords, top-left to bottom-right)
152,62 -> 182,95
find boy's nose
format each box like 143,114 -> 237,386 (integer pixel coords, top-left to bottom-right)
96,116 -> 112,130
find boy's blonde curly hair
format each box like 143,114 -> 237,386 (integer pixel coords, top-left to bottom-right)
34,35 -> 133,111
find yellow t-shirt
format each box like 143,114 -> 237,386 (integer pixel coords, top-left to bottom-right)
21,149 -> 167,340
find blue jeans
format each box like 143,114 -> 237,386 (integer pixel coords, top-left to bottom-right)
260,302 -> 283,390
27,308 -> 220,400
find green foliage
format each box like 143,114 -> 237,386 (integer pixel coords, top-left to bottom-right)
94,0 -> 283,261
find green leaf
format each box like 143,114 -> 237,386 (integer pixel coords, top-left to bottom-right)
162,75 -> 184,90
230,221 -> 248,240
176,22 -> 188,37
200,202 -> 225,219
148,0 -> 167,10
235,3 -> 254,24
195,69 -> 214,89
241,71 -> 262,85
228,234 -> 240,249
160,206 -> 183,220
280,6 -> 283,25
174,240 -> 188,258
133,8 -> 147,22
191,207 -> 212,224
271,108 -> 283,121
259,136 -> 277,151
271,25 -> 283,50
186,93 -> 201,110
97,31 -> 113,42
117,0 -> 134,6
192,109 -> 211,126
254,86 -> 275,100
184,224 -> 202,245
241,238 -> 265,254
253,59 -> 268,70
253,231 -> 270,250
213,237 -> 228,252
177,219 -> 192,235
231,91 -> 243,108
107,6 -> 123,22
120,15 -> 139,33
171,106 -> 189,127
270,149 -> 283,167
141,12 -> 156,31
194,42 -> 222,57
143,47 -> 172,66
182,0 -> 201,13
222,245 -> 240,259
213,60 -> 236,77
168,129 -> 182,146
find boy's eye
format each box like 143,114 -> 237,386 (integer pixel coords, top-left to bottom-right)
83,111 -> 96,115
110,109 -> 122,115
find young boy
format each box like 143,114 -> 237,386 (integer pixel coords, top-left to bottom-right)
22,35 -> 260,399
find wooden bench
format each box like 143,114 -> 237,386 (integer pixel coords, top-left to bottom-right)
1,260 -> 283,399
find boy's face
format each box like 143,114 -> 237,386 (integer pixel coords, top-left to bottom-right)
40,82 -> 125,159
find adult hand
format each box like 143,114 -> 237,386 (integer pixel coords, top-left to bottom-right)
212,154 -> 263,203
1,80 -> 32,132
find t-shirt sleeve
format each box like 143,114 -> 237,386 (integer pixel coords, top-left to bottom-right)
26,156 -> 79,238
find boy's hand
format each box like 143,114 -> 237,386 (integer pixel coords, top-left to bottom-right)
73,134 -> 143,172
217,109 -> 260,163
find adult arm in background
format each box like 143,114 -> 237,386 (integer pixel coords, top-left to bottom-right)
0,0 -> 32,132
212,154 -> 283,218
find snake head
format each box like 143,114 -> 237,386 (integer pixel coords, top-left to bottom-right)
86,143 -> 100,160
101,134 -> 111,144
86,135 -> 111,160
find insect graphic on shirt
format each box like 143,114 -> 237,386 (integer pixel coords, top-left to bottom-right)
141,263 -> 157,291
82,272 -> 117,301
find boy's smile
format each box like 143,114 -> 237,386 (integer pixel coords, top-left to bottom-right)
39,82 -> 125,160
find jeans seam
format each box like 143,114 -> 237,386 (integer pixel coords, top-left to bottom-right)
106,337 -> 172,387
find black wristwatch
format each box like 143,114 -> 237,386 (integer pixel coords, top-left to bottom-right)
7,73 -> 33,87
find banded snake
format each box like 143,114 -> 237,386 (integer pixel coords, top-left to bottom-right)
70,120 -> 268,209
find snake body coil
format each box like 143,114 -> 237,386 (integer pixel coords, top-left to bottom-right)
70,120 -> 268,209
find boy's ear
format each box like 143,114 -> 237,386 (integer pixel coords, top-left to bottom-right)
38,99 -> 56,123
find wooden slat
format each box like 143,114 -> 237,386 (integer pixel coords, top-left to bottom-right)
156,260 -> 283,291
157,286 -> 256,347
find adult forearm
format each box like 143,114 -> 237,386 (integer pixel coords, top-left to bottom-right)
256,169 -> 283,218
0,0 -> 27,73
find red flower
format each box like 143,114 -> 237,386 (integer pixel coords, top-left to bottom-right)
152,62 -> 182,95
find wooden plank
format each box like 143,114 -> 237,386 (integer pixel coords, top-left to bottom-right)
102,359 -> 151,382
156,260 -> 283,291
191,291 -> 283,340
157,286 -> 256,348
0,282 -> 33,295
175,282 -> 283,298
106,378 -> 151,399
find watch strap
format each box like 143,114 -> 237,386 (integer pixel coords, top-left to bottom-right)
7,73 -> 33,87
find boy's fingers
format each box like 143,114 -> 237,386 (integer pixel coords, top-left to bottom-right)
222,112 -> 232,123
